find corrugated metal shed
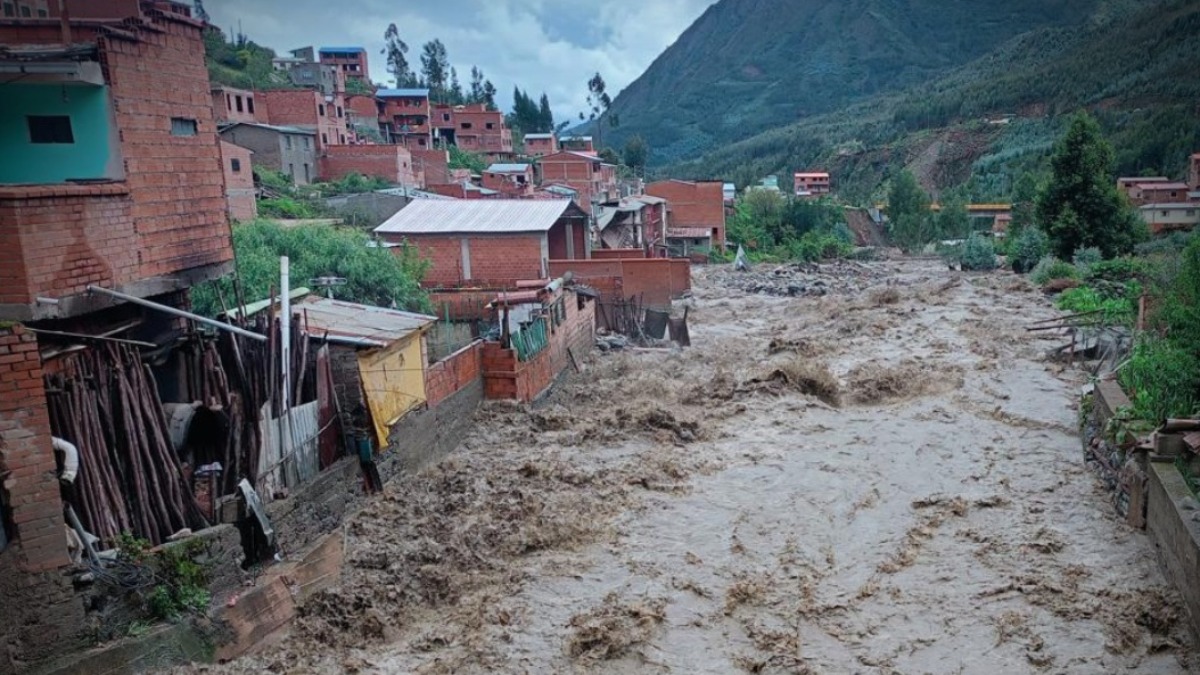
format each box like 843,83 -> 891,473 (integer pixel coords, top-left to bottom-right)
374,199 -> 577,235
297,297 -> 435,347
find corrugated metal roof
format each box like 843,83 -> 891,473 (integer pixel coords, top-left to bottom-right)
319,46 -> 365,53
377,88 -> 429,98
1139,182 -> 1190,190
668,228 -> 712,239
296,297 -> 435,346
487,163 -> 531,173
374,199 -> 577,235
523,133 -> 554,140
1140,203 -> 1199,210
375,186 -> 453,200
220,122 -> 315,135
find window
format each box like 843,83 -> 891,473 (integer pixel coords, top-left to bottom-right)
2,4 -> 14,17
318,104 -> 326,116
418,138 -> 426,147
339,134 -> 345,144
36,7 -> 46,16
19,5 -> 30,16
303,136 -> 311,149
225,93 -> 232,110
486,122 -> 494,130
1162,211 -> 1170,217
27,115 -> 74,144
231,158 -> 242,172
285,135 -> 292,149
247,98 -> 255,114
461,122 -> 472,129
442,113 -> 450,122
235,96 -> 244,113
288,163 -> 295,179
303,163 -> 310,181
321,132 -> 328,144
170,117 -> 198,136
336,106 -> 343,118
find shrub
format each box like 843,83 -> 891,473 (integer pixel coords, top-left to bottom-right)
1084,257 -> 1144,284
1119,338 -> 1200,422
1072,246 -> 1102,270
1030,257 -> 1078,286
1009,227 -> 1049,273
787,230 -> 852,262
259,197 -> 317,219
1054,286 -> 1135,324
960,232 -> 997,271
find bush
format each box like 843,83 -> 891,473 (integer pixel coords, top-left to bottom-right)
787,231 -> 853,262
1119,338 -> 1200,422
1009,227 -> 1049,273
259,197 -> 317,219
960,232 -> 997,271
1134,228 -> 1198,257
1084,257 -> 1144,284
1030,257 -> 1078,285
1072,246 -> 1102,270
1054,286 -> 1135,324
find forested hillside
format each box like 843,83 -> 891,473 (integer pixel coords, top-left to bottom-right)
602,0 -> 1104,164
660,0 -> 1200,203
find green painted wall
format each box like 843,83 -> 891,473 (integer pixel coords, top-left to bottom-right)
0,84 -> 115,184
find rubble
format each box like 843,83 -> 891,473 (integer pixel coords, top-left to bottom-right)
703,259 -> 896,297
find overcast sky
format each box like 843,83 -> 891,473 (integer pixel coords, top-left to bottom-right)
205,0 -> 715,121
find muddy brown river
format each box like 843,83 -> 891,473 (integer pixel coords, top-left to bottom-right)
199,259 -> 1196,674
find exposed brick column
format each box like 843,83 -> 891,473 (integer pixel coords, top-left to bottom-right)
0,324 -> 69,572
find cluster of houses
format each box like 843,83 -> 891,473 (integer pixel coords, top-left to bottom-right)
1117,155 -> 1200,234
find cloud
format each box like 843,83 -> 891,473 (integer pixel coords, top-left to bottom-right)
204,0 -> 715,121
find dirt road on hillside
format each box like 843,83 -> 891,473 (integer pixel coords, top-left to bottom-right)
197,259 -> 1196,674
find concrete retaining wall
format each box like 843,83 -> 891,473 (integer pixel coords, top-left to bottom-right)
1147,461 -> 1200,641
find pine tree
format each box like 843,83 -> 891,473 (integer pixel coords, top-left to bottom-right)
383,24 -> 413,87
537,93 -> 553,133
420,39 -> 450,102
1036,113 -> 1146,258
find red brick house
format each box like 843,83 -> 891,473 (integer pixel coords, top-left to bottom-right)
0,1 -> 234,664
538,151 -> 618,207
219,140 -> 258,221
646,179 -> 727,251
523,132 -> 557,158
482,163 -> 534,197
374,200 -> 590,287
1131,181 -> 1191,206
559,135 -> 595,153
320,144 -> 416,185
794,171 -> 831,197
211,85 -> 263,124
431,103 -> 514,162
378,88 -> 432,149
318,46 -> 369,83
258,88 -> 349,150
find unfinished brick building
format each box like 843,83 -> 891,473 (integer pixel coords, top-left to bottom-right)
0,0 -> 234,665
538,150 -> 618,208
646,179 -> 728,252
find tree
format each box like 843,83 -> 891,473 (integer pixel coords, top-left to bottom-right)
623,135 -> 649,173
383,24 -> 413,87
1009,172 -> 1039,239
420,39 -> 450,102
935,188 -> 970,240
468,66 -> 484,104
537,93 -> 554,134
598,147 -> 620,166
1036,113 -> 1146,259
729,189 -> 785,249
887,170 -> 935,252
481,80 -> 497,110
448,67 -> 463,104
583,72 -> 617,148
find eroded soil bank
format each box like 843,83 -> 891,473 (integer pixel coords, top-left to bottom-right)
187,259 -> 1196,674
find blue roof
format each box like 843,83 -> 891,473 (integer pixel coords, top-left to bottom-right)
377,88 -> 429,98
319,46 -> 365,53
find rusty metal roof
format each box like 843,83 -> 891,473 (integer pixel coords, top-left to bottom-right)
295,297 -> 435,347
374,199 -> 579,235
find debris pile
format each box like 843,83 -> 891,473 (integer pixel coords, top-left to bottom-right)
707,260 -> 894,297
566,592 -> 667,661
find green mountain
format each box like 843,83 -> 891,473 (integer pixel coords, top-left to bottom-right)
657,0 -> 1200,202
605,0 -> 1103,164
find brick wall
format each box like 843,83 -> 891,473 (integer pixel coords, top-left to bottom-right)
482,291 -> 595,401
539,152 -> 600,206
591,248 -> 646,260
211,86 -> 262,125
549,258 -> 691,309
319,145 -> 415,185
386,233 -> 546,288
428,289 -> 502,321
647,180 -> 727,250
259,89 -> 348,149
219,141 -> 257,222
412,149 -> 451,187
424,340 -> 483,407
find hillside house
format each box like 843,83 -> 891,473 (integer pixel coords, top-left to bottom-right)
1127,181 -> 1190,206
318,46 -> 369,82
0,2 -> 236,664
1118,176 -> 1168,197
539,151 -> 618,207
559,135 -> 595,153
596,195 -> 667,250
219,141 -> 257,222
374,200 -> 590,288
345,93 -> 381,133
430,103 -> 514,162
483,163 -> 534,197
524,132 -> 557,157
1139,203 -> 1200,234
794,171 -> 831,197
211,85 -> 262,125
219,122 -> 317,185
257,88 -> 349,150
378,88 -> 432,148
647,179 -> 727,252
320,144 -> 416,185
